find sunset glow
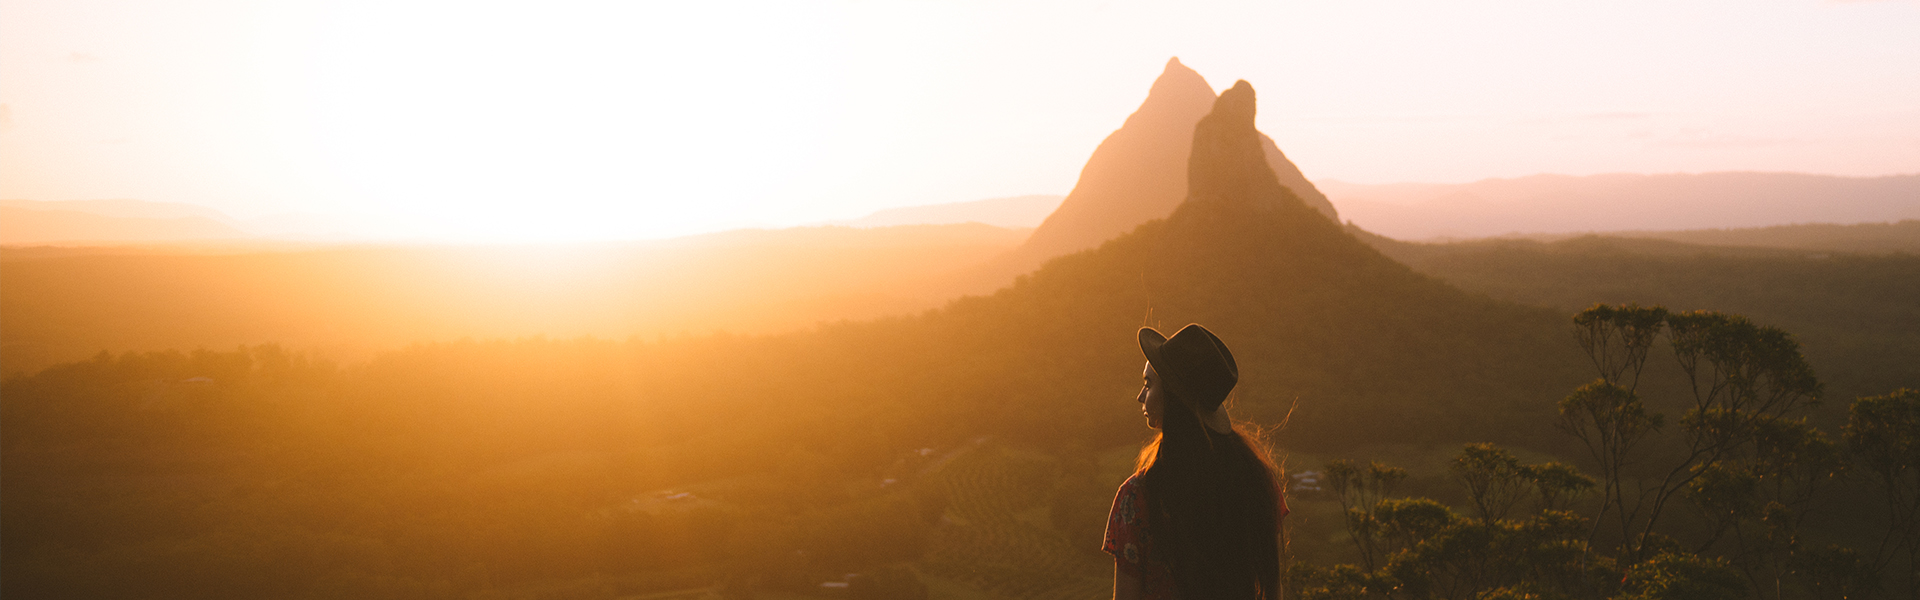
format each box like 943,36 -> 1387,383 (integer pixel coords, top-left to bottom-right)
7,3 -> 1920,597
3,0 -> 1916,241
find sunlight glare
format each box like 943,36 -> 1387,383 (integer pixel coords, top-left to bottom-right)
266,1 -> 862,242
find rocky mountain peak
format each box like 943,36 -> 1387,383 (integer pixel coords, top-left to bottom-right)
1123,57 -> 1217,131
943,63 -> 1343,297
1185,80 -> 1287,211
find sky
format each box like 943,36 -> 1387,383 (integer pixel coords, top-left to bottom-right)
2,0 -> 1916,242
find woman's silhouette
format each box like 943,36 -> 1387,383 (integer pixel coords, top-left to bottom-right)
1105,324 -> 1287,600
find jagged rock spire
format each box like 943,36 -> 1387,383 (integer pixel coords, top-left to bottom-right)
1124,57 -> 1218,131
1186,80 -> 1286,209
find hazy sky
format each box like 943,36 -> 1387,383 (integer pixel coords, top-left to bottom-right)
2,0 -> 1916,241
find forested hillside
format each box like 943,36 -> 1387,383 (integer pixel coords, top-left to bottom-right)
3,81 -> 1596,599
5,82 -> 1915,600
1360,232 -> 1920,416
0,223 -> 1028,376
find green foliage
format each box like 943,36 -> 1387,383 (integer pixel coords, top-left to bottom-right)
1790,545 -> 1880,600
1618,553 -> 1747,600
1292,305 -> 1920,600
1524,462 -> 1597,514
1666,311 -> 1823,445
1452,443 -> 1532,523
1845,389 -> 1920,480
1844,388 -> 1920,596
1328,460 -> 1413,571
1449,444 -> 1596,523
1555,304 -> 1832,589
1557,381 -> 1662,467
1313,447 -> 1603,600
1380,508 -> 1592,600
1573,303 -> 1669,389
1288,563 -> 1381,600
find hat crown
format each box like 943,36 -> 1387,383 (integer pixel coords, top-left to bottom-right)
1140,324 -> 1239,411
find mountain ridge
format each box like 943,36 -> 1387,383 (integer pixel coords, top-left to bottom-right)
902,79 -> 1583,450
824,195 -> 1062,229
1322,172 -> 1920,240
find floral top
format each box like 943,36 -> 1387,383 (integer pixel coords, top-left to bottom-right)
1102,473 -> 1292,600
1102,474 -> 1179,599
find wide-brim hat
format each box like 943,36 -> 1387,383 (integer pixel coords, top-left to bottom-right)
1139,323 -> 1239,412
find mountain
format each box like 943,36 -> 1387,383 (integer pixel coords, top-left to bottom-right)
889,80 -> 1582,452
0,206 -> 248,245
0,199 -> 238,223
1319,172 -> 1920,240
1607,220 -> 1920,254
828,195 -> 1064,228
988,58 -> 1338,278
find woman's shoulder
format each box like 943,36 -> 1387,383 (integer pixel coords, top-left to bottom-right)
1109,473 -> 1148,526
1104,473 -> 1151,563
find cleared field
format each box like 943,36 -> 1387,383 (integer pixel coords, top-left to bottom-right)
919,443 -> 1121,600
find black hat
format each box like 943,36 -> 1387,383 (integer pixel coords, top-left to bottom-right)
1139,324 -> 1239,412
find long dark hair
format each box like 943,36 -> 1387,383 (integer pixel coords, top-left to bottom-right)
1135,391 -> 1284,599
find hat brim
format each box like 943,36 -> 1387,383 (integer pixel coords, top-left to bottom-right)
1140,325 -> 1237,411
1139,327 -> 1188,403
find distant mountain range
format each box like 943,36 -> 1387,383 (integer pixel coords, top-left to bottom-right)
1,200 -> 248,245
1320,172 -> 1920,240
827,195 -> 1063,229
0,200 -> 379,245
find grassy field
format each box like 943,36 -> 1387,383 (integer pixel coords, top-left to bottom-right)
917,442 -> 1133,600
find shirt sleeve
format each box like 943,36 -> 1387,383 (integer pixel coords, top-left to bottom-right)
1102,475 -> 1147,577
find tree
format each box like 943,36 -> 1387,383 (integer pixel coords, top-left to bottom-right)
1304,448 -> 1595,600
1845,388 -> 1920,596
1326,459 -> 1410,573
1292,305 -> 1853,600
1559,306 -> 1826,578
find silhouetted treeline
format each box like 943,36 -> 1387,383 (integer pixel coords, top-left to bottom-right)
1,341 -> 956,599
1288,304 -> 1919,600
1363,233 -> 1920,412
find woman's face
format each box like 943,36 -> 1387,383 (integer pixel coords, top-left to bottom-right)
1138,362 -> 1167,430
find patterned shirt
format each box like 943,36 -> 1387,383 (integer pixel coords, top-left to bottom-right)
1102,474 -> 1179,599
1101,473 -> 1292,599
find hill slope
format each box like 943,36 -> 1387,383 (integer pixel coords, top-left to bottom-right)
880,80 -> 1583,451
0,223 -> 1029,375
1321,172 -> 1920,240
1356,230 -> 1920,411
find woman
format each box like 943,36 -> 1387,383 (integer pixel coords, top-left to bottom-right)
1105,324 -> 1288,600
